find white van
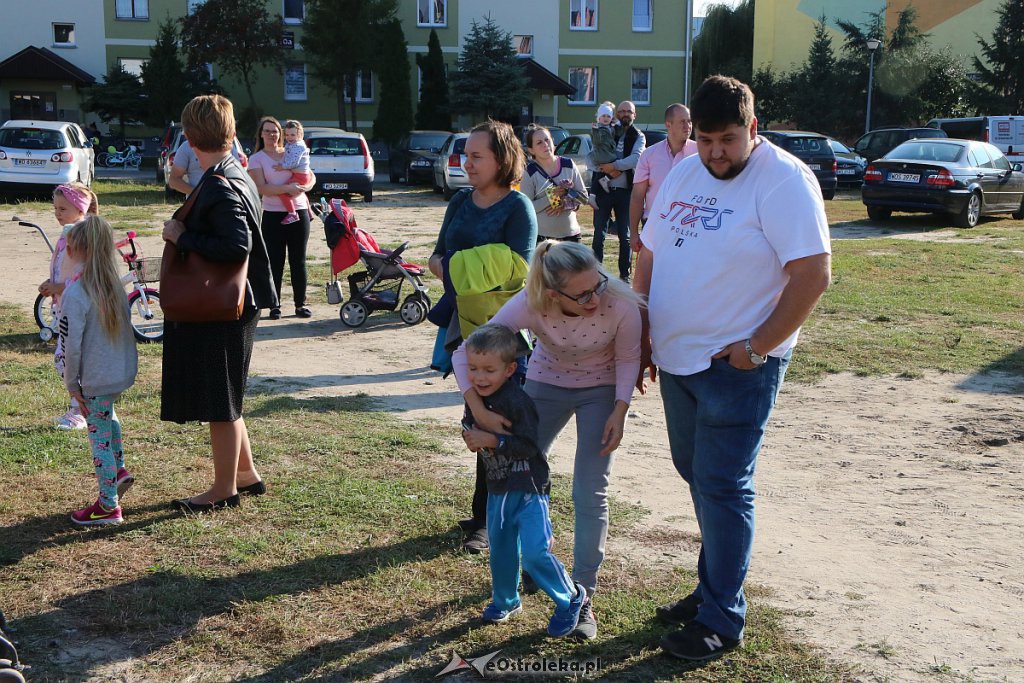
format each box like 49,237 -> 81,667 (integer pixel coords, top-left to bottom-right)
926,116 -> 1024,162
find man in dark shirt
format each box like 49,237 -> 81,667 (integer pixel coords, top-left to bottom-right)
461,324 -> 585,637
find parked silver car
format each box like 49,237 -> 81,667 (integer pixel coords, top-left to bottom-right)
432,132 -> 470,200
0,120 -> 95,194
554,134 -> 593,186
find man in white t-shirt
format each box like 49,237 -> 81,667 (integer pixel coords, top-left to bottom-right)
629,103 -> 697,252
633,75 -> 831,661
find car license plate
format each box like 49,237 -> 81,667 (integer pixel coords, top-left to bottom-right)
837,168 -> 856,175
14,158 -> 45,167
888,172 -> 920,183
324,183 -> 348,190
808,164 -> 821,171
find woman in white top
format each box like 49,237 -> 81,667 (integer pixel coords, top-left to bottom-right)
247,116 -> 317,320
519,125 -> 588,243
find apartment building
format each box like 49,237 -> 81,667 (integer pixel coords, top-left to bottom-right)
1,0 -> 694,136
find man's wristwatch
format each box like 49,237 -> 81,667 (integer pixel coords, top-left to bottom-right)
744,339 -> 767,367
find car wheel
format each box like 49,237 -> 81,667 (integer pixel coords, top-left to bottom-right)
822,189 -> 835,200
404,167 -> 411,184
442,177 -> 454,201
165,185 -> 181,201
954,191 -> 982,228
389,167 -> 399,183
866,205 -> 891,221
1013,196 -> 1024,220
364,188 -> 373,203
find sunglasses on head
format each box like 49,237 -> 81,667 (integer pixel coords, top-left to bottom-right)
557,274 -> 609,305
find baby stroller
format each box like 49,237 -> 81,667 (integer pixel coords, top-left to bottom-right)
314,198 -> 431,328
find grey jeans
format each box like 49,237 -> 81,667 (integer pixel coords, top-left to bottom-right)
524,380 -> 617,596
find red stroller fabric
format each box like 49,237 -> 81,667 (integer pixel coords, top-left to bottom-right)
328,199 -> 360,275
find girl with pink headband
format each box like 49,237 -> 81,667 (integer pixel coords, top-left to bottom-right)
38,182 -> 99,430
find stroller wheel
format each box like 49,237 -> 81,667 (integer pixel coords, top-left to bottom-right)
400,296 -> 428,325
340,300 -> 369,327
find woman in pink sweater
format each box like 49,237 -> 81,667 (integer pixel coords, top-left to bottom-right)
453,240 -> 642,640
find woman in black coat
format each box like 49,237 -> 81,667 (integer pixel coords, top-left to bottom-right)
160,95 -> 279,512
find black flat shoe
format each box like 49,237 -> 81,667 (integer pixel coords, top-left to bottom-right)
171,494 -> 241,513
238,480 -> 266,496
269,308 -> 282,320
295,306 -> 312,318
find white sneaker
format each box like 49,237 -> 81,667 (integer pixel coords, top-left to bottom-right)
55,411 -> 87,430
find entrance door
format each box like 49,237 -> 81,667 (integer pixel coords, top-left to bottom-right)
10,92 -> 58,121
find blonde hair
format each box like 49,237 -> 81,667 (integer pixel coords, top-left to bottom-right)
283,119 -> 304,138
526,240 -> 644,314
253,115 -> 283,154
66,216 -> 129,339
53,181 -> 99,216
181,94 -> 235,153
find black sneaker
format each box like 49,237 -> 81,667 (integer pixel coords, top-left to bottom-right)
457,517 -> 480,532
656,592 -> 702,625
521,570 -> 539,595
463,526 -> 489,553
660,622 -> 741,661
572,596 -> 598,640
268,307 -> 282,320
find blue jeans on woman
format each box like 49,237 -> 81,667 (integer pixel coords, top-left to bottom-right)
659,351 -> 791,640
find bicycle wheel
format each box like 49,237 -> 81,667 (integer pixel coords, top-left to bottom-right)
128,155 -> 142,169
128,288 -> 164,342
97,153 -> 110,167
34,293 -> 55,330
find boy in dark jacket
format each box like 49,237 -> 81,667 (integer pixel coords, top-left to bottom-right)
461,324 -> 585,637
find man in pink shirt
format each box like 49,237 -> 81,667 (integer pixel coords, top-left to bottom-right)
629,103 -> 698,252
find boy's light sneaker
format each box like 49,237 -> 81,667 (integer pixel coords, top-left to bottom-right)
281,212 -> 300,225
482,601 -> 522,624
70,500 -> 123,526
547,582 -> 586,637
55,411 -> 87,431
115,467 -> 135,498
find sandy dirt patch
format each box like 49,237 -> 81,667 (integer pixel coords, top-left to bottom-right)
3,190 -> 1022,682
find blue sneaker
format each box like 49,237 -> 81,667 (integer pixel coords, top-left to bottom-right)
482,601 -> 522,624
547,583 -> 586,637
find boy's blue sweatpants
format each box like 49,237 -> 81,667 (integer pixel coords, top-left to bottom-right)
487,491 -> 577,612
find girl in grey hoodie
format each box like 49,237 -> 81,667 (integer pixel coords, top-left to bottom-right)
60,216 -> 139,526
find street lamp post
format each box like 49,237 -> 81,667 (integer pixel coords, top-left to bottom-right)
865,37 -> 881,134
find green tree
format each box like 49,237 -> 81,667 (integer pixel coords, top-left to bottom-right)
140,17 -> 191,127
372,19 -> 414,145
303,0 -> 397,130
972,0 -> 1024,114
751,64 -> 790,128
82,63 -> 146,139
448,16 -> 531,122
692,0 -> 755,85
789,16 -> 840,134
415,29 -> 450,130
179,0 -> 285,120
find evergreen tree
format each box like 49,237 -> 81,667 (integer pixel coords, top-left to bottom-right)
972,0 -> 1024,114
372,19 -> 414,145
692,0 -> 755,84
179,0 -> 285,121
790,16 -> 839,134
303,0 -> 397,130
415,29 -> 450,130
82,64 -> 147,139
751,65 -> 790,128
140,17 -> 190,127
448,16 -> 531,123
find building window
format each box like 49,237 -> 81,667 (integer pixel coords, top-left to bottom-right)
417,0 -> 446,27
512,35 -> 533,58
284,63 -> 307,101
115,0 -> 149,19
345,71 -> 374,103
570,0 -> 598,30
567,67 -> 597,105
283,0 -> 303,23
119,58 -> 146,78
632,0 -> 652,31
631,67 -> 651,105
53,23 -> 76,47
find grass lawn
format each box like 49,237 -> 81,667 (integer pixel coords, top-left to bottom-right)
0,303 -> 849,681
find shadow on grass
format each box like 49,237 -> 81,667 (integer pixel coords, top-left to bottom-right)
957,346 -> 1024,394
0,503 -> 179,567
250,366 -> 440,393
10,532 -> 453,678
0,332 -> 53,354
245,393 -> 376,417
92,185 -> 166,207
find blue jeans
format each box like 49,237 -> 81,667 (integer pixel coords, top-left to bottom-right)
659,352 -> 791,639
592,187 -> 631,279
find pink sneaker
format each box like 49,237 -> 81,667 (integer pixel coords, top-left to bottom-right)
281,212 -> 299,225
70,499 -> 123,526
55,411 -> 87,431
116,467 -> 135,498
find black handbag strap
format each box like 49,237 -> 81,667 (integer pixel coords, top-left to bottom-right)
172,173 -> 226,222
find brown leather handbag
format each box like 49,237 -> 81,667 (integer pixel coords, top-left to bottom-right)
159,174 -> 249,322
